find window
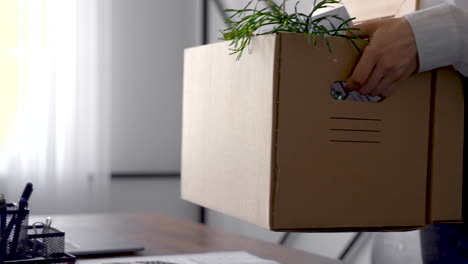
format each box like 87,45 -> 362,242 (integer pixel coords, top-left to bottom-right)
0,2 -> 19,150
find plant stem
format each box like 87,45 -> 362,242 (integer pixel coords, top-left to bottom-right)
222,0 -> 367,60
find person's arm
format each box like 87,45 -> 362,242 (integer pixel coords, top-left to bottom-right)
345,3 -> 468,97
406,3 -> 468,76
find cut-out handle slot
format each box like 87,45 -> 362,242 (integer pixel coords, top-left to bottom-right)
330,81 -> 381,103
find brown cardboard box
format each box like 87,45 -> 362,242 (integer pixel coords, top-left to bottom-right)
181,33 -> 464,231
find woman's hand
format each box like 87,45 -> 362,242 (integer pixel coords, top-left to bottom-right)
345,17 -> 419,97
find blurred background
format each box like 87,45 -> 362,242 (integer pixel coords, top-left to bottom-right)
0,1 -> 422,263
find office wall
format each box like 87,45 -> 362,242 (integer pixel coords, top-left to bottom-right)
110,178 -> 199,222
108,0 -> 201,222
111,0 -> 201,173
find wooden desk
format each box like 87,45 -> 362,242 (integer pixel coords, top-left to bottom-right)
31,213 -> 342,264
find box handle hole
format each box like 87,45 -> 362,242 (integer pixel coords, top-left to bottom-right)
330,81 -> 382,103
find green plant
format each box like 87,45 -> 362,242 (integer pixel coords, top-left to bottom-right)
222,0 -> 367,60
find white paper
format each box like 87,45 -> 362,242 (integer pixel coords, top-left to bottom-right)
77,251 -> 281,264
312,6 -> 353,30
330,81 -> 382,102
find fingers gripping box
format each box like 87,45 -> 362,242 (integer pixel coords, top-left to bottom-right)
181,33 -> 464,231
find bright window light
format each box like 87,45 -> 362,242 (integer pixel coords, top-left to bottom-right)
0,1 -> 20,151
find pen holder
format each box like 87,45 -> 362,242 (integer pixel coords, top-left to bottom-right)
2,223 -> 75,264
2,204 -> 30,259
21,225 -> 65,259
4,253 -> 75,264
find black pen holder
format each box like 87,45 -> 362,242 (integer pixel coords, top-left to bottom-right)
21,225 -> 65,259
3,225 -> 76,264
3,224 -> 75,264
1,204 -> 75,264
4,253 -> 75,264
1,204 -> 30,259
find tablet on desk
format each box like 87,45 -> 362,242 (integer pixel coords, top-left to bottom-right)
65,233 -> 144,256
53,219 -> 145,256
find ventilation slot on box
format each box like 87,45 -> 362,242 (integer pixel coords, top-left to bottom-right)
329,116 -> 382,144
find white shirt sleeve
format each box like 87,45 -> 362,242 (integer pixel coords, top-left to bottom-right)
405,3 -> 468,76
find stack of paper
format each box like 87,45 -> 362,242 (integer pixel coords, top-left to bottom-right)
77,251 -> 280,264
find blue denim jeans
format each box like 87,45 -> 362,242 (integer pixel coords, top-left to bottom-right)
421,224 -> 468,263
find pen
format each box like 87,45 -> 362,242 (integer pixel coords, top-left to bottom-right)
20,183 -> 34,202
9,198 -> 28,259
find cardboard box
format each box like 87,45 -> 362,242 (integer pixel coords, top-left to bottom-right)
181,33 -> 464,231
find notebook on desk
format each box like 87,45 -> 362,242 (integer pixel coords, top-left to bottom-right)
77,251 -> 280,264
60,221 -> 144,256
65,235 -> 144,256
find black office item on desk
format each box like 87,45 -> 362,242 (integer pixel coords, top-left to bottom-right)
62,224 -> 144,256
20,183 -> 34,203
0,203 -> 32,263
0,183 -> 76,264
16,224 -> 69,261
9,198 -> 28,259
0,195 -> 6,234
0,194 -> 7,256
3,224 -> 76,264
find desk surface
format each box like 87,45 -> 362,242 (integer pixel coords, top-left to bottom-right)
32,213 -> 342,264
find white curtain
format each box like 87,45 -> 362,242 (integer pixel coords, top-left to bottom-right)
0,0 -> 111,214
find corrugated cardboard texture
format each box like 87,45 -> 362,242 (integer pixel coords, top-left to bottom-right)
181,35 -> 278,229
272,33 -> 431,229
182,33 -> 464,231
343,0 -> 419,22
430,68 -> 464,222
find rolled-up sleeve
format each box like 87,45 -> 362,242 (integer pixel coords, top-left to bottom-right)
405,3 -> 468,76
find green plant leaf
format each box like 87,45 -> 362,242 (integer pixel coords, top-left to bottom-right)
221,0 -> 366,60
